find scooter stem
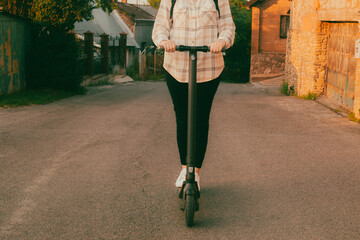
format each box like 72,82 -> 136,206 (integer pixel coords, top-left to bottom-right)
186,50 -> 197,183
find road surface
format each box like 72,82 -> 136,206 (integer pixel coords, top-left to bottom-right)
0,81 -> 359,239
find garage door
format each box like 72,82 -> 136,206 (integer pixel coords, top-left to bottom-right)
325,22 -> 358,110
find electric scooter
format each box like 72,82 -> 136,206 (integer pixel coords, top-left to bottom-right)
176,45 -> 225,227
176,45 -> 206,227
161,45 -> 223,226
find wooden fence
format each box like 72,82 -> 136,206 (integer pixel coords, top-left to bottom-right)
138,47 -> 165,81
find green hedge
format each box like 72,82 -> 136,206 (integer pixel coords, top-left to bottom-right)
223,0 -> 252,83
27,26 -> 83,91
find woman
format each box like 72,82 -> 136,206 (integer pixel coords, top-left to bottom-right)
152,0 -> 235,190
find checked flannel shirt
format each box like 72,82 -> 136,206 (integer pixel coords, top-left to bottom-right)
152,0 -> 235,83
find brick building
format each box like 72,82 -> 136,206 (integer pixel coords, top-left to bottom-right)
285,0 -> 360,118
246,0 -> 291,81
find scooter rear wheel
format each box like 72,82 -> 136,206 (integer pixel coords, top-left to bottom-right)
185,194 -> 195,227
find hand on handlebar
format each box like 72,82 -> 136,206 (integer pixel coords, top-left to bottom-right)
159,40 -> 176,52
159,40 -> 226,53
209,39 -> 226,53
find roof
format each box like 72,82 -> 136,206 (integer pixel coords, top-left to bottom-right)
117,3 -> 155,20
245,0 -> 263,8
73,8 -> 140,48
138,5 -> 158,18
0,11 -> 31,22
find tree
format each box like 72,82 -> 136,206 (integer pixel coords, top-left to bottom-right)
224,0 -> 252,82
147,0 -> 160,9
0,0 -> 31,17
0,0 -> 114,30
1,0 -> 115,91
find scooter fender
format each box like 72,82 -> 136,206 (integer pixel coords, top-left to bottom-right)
185,184 -> 197,196
178,182 -> 200,199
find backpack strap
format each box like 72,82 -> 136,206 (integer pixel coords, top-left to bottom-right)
213,0 -> 220,18
170,0 -> 176,20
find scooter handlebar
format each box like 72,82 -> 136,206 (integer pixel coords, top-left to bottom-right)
159,45 -> 226,52
175,45 -> 210,52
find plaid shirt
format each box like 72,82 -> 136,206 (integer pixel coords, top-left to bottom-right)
152,0 -> 235,83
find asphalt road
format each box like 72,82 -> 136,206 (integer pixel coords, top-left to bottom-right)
0,81 -> 360,240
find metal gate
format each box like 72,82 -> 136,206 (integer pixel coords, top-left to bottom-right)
325,22 -> 358,110
0,13 -> 30,95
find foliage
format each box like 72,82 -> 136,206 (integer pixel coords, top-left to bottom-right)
26,26 -> 83,91
126,64 -> 140,81
0,0 -> 31,17
0,0 -> 114,91
301,92 -> 318,100
223,0 -> 251,83
0,0 -> 114,30
348,112 -> 360,123
280,81 -> 290,95
146,73 -> 165,81
147,0 -> 160,9
0,87 -> 86,108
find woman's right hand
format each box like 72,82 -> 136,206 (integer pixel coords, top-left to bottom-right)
160,40 -> 176,52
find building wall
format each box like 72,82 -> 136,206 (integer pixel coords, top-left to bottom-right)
249,0 -> 291,79
0,13 -> 30,95
251,6 -> 260,54
286,0 -> 360,117
134,20 -> 154,50
258,0 -> 290,53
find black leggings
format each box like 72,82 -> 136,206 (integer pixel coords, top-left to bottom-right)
166,71 -> 220,168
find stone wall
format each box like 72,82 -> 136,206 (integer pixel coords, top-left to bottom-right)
285,0 -> 360,117
250,53 -> 286,75
285,0 -> 318,95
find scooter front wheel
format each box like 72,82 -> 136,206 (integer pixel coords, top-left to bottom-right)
185,194 -> 195,227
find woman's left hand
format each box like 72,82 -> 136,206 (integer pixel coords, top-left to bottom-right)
209,39 -> 226,53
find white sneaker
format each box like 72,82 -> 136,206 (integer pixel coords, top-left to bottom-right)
175,168 -> 201,191
195,173 -> 200,191
175,168 -> 187,188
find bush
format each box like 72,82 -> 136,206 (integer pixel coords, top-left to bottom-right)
222,0 -> 251,83
280,81 -> 290,95
126,64 -> 140,81
27,26 -> 83,91
348,112 -> 360,123
301,92 -> 318,100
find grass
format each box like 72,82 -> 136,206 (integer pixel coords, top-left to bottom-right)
348,112 -> 360,123
146,73 -> 165,82
0,87 -> 86,108
126,65 -> 140,81
329,107 -> 342,114
280,81 -> 296,96
301,92 -> 318,100
87,79 -> 114,86
280,82 -> 318,100
280,81 -> 290,95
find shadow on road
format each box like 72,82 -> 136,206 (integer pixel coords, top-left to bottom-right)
183,184 -> 260,229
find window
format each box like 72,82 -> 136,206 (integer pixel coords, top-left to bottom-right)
280,15 -> 290,39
